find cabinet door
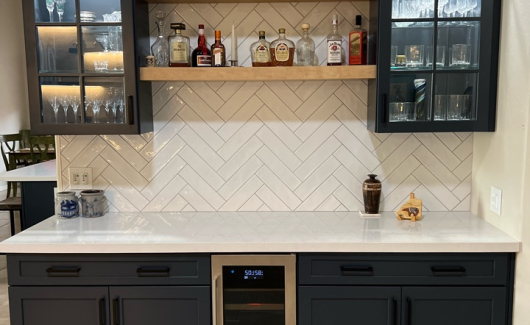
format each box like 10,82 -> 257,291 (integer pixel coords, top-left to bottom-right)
9,286 -> 109,325
299,286 -> 400,325
402,287 -> 506,325
110,286 -> 210,325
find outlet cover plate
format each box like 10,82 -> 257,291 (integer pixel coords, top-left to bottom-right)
490,186 -> 502,216
69,167 -> 93,190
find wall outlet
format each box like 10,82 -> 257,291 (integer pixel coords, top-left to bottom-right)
69,168 -> 93,190
490,186 -> 502,216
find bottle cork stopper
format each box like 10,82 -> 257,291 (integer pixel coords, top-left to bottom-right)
301,23 -> 310,30
279,28 -> 286,33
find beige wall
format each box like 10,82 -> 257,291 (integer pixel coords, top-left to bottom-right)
471,0 -> 530,323
0,0 -> 30,188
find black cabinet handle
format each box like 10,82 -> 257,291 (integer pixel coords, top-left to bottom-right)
381,93 -> 388,123
113,297 -> 120,325
406,298 -> 412,325
431,266 -> 467,276
388,298 -> 397,325
340,265 -> 374,276
127,95 -> 134,125
46,266 -> 81,277
137,266 -> 171,277
99,298 -> 106,325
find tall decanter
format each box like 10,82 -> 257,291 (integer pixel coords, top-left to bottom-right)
296,23 -> 316,66
151,11 -> 169,67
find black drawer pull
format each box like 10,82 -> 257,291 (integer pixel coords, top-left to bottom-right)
46,266 -> 81,277
137,267 -> 171,277
431,266 -> 467,276
340,265 -> 374,276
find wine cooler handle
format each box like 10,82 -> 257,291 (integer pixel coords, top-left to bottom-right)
212,276 -> 218,325
127,95 -> 134,125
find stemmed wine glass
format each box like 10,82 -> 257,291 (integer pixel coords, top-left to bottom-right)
48,95 -> 60,123
419,0 -> 434,18
92,98 -> 102,123
59,95 -> 69,123
456,0 -> 468,17
444,0 -> 458,18
46,0 -> 55,22
438,0 -> 449,17
68,95 -> 80,123
466,0 -> 478,17
54,0 -> 66,22
104,88 -> 114,123
95,33 -> 110,52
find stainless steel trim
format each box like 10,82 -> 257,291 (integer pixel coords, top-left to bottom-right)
211,255 -> 297,325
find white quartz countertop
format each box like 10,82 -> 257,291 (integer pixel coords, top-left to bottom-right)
0,160 -> 57,182
0,212 -> 520,254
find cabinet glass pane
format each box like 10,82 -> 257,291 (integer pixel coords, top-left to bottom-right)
82,26 -> 124,73
79,0 -> 121,23
435,73 -> 477,120
84,77 -> 125,124
40,77 -> 80,124
438,0 -> 481,18
389,73 -> 432,121
37,27 -> 79,73
34,0 -> 76,23
437,22 -> 480,70
391,23 -> 434,71
392,0 -> 435,19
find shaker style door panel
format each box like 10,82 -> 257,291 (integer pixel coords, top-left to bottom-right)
9,286 -> 109,325
110,286 -> 211,325
298,286 -> 400,325
402,287 -> 506,325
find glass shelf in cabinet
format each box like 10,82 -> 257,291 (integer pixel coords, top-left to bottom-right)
391,67 -> 434,72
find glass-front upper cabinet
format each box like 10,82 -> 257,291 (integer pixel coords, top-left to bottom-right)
23,0 -> 153,135
368,0 -> 501,133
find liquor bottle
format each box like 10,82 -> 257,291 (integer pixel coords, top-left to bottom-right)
168,23 -> 190,67
270,28 -> 295,66
211,30 -> 226,67
327,14 -> 342,66
151,11 -> 169,67
296,23 -> 315,66
348,15 -> 368,65
192,24 -> 212,67
250,31 -> 271,67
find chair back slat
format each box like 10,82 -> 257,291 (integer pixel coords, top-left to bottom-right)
0,134 -> 23,171
29,136 -> 55,163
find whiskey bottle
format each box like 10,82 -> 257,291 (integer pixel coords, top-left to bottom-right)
348,15 -> 368,65
168,23 -> 190,67
327,14 -> 342,66
211,30 -> 226,67
192,24 -> 212,67
296,23 -> 316,66
270,28 -> 295,66
250,31 -> 271,67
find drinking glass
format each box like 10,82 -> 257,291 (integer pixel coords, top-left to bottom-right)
438,0 -> 449,16
444,0 -> 458,17
420,0 -> 434,18
391,46 -> 398,67
447,95 -> 464,120
456,0 -> 467,16
104,88 -> 114,123
392,0 -> 401,18
94,53 -> 109,72
426,46 -> 446,67
95,33 -> 110,52
395,0 -> 419,26
92,99 -> 102,123
68,95 -> 80,123
389,102 -> 414,122
451,44 -> 471,67
48,95 -> 60,123
54,0 -> 66,22
466,0 -> 478,17
434,95 -> 447,120
405,45 -> 425,67
59,95 -> 69,123
46,0 -> 55,22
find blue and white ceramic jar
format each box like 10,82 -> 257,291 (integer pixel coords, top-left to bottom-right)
80,190 -> 107,218
55,191 -> 79,219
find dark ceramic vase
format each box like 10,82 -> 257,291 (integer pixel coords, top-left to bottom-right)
363,174 -> 382,214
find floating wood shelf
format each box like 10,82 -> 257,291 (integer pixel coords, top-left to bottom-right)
140,66 -> 376,82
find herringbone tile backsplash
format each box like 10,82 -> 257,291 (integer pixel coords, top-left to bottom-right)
57,2 -> 473,213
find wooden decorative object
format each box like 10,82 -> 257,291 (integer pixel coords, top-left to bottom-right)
396,193 -> 423,222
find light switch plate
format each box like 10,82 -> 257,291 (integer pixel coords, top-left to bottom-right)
490,186 -> 502,216
69,168 -> 93,190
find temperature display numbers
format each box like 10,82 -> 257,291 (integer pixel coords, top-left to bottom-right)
244,269 -> 264,279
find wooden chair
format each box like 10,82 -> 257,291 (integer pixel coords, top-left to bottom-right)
0,134 -> 23,236
29,136 -> 56,164
0,197 -> 21,236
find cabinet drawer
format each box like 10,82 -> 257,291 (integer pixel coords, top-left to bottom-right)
7,254 -> 211,286
298,254 -> 510,286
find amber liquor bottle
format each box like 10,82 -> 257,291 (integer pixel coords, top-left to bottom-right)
348,15 -> 368,65
192,24 -> 212,67
211,30 -> 226,67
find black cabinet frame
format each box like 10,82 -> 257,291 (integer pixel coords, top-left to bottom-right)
368,0 -> 502,133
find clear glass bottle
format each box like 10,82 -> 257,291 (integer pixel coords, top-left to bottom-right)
270,28 -> 295,66
327,14 -> 343,66
168,23 -> 190,67
296,23 -> 315,66
192,24 -> 212,67
151,11 -> 169,67
348,15 -> 368,65
250,31 -> 271,67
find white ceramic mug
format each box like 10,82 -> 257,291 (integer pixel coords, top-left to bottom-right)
80,190 -> 107,218
55,191 -> 79,219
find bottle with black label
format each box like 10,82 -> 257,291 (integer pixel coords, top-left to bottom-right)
168,23 -> 190,67
211,30 -> 226,67
327,14 -> 342,66
192,24 -> 212,67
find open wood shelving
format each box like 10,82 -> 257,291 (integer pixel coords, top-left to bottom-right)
140,65 -> 377,82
